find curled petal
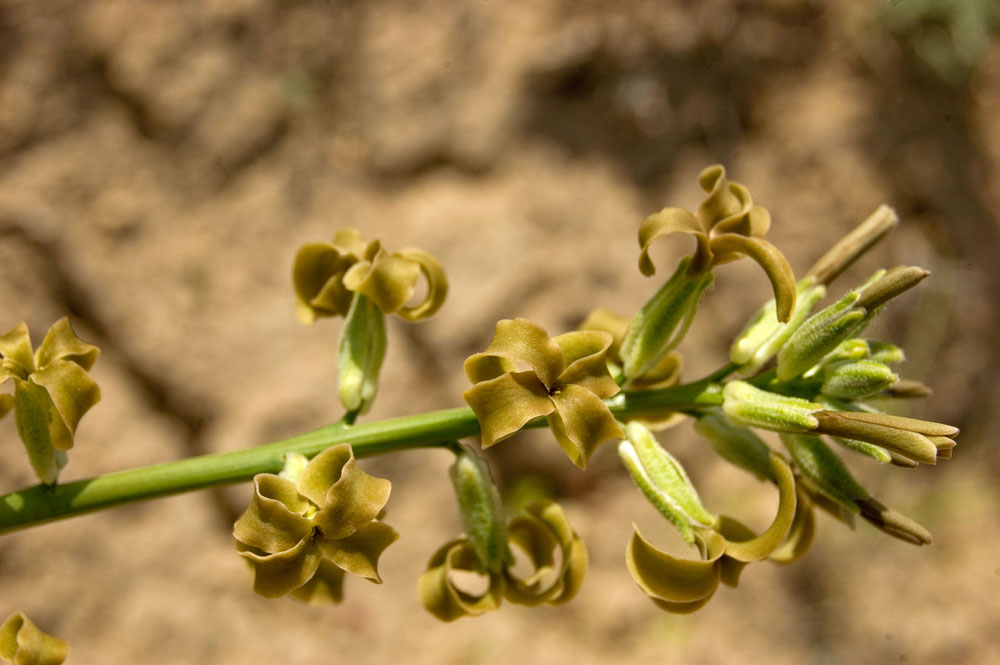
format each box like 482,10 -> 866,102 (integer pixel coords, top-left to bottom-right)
238,536 -> 323,599
0,322 -> 34,373
552,330 -> 620,398
578,308 -> 630,363
29,360 -> 100,442
709,234 -> 797,322
289,559 -> 346,605
637,207 -> 709,276
697,165 -> 747,230
769,485 -> 817,564
721,453 -> 797,562
548,384 -> 623,469
465,318 -> 565,387
330,228 -> 368,258
343,252 -> 421,315
233,474 -> 314,553
292,242 -> 356,322
419,540 -> 505,622
317,520 -> 398,582
301,445 -> 391,539
0,612 -> 68,665
396,248 -> 448,321
504,500 -> 587,606
463,372 -> 554,447
626,527 -> 721,606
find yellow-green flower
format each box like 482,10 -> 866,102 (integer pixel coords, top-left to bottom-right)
293,228 -> 447,323
0,318 -> 100,485
418,499 -> 587,621
637,165 -> 796,321
233,444 -> 398,603
625,452 -> 797,613
463,318 -> 623,469
0,612 -> 68,665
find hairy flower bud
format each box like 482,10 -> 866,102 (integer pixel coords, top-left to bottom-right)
449,445 -> 511,574
722,381 -> 821,432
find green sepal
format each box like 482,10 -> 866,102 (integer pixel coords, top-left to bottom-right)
12,379 -> 69,486
449,445 -> 511,574
779,433 -> 869,514
618,422 -> 715,543
730,279 -> 826,374
694,410 -> 775,481
776,290 -> 865,381
622,257 -> 713,380
338,293 -> 387,415
0,612 -> 69,665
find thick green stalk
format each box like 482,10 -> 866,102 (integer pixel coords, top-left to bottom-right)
0,378 -> 726,535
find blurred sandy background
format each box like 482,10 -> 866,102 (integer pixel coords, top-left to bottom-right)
1,0 -> 999,663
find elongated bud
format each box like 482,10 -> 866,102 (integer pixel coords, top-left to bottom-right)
338,293 -> 387,415
806,205 -> 899,286
721,381 -> 821,432
867,341 -> 905,364
857,497 -> 932,545
622,257 -> 713,380
730,279 -> 826,375
449,445 -> 511,574
693,411 -> 775,481
812,410 -> 957,466
855,266 -> 929,310
821,360 -> 899,399
618,421 -> 716,543
830,436 -> 893,464
776,291 -> 866,381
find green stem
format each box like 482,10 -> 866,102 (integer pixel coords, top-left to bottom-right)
0,379 -> 724,535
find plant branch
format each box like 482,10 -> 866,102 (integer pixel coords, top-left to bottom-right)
0,376 -> 725,535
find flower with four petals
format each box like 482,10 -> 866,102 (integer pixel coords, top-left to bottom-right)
463,318 -> 623,469
233,444 -> 398,604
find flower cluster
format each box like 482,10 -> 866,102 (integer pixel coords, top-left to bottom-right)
0,318 -> 100,485
233,444 -> 398,604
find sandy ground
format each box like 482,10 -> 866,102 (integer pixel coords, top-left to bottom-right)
1,1 -> 999,663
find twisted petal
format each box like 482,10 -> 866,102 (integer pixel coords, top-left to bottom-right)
0,322 -> 34,373
288,558 -> 346,605
292,242 -> 356,322
34,318 -> 99,371
720,453 -> 797,562
29,360 -> 100,442
504,500 -> 587,606
317,520 -> 398,582
0,612 -> 68,665
637,207 -> 709,276
626,527 -> 721,608
552,330 -> 620,398
548,384 -> 623,469
233,474 -> 314,553
396,248 -> 448,321
696,165 -> 747,230
769,485 -> 817,564
709,234 -> 797,322
343,251 -> 421,315
578,308 -> 630,363
298,444 -> 391,539
330,228 -> 368,258
238,536 -> 323,599
418,540 -> 505,622
463,372 -> 554,448
465,318 -> 565,387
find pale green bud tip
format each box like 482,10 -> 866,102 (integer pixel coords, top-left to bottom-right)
722,381 -> 820,433
0,612 -> 69,665
449,447 -> 511,574
855,266 -> 929,310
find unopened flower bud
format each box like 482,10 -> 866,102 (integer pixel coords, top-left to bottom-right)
812,410 -> 957,466
821,360 -> 899,399
618,421 -> 715,543
721,381 -> 821,432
